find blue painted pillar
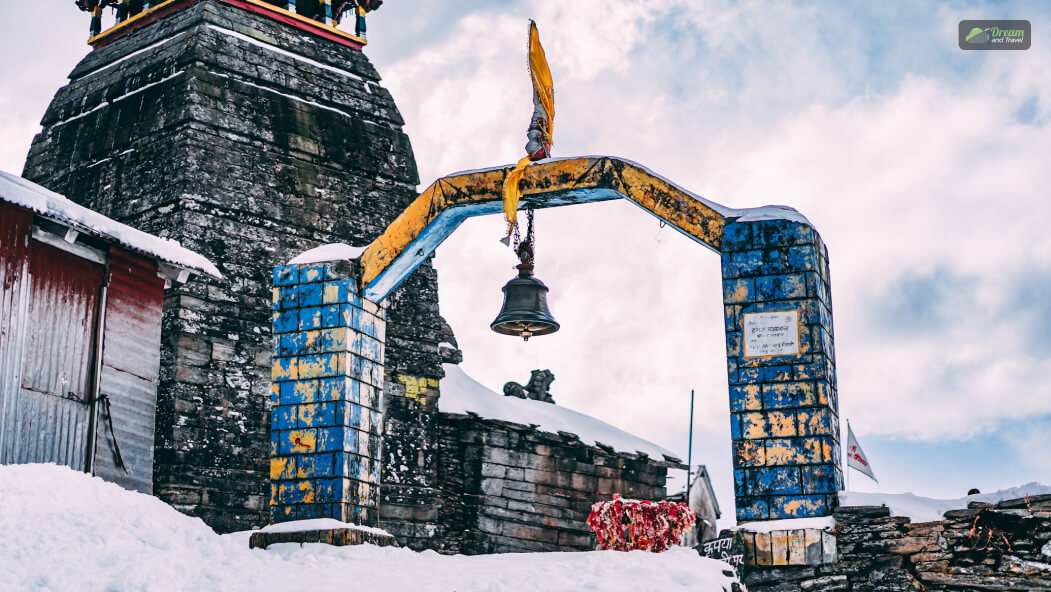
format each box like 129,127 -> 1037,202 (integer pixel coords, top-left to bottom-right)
355,6 -> 367,38
320,0 -> 333,25
116,0 -> 130,23
270,262 -> 385,525
89,6 -> 103,38
722,216 -> 843,521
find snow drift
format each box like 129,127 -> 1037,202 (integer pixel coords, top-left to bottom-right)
0,464 -> 740,591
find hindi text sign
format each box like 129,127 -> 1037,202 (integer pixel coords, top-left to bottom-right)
743,311 -> 800,358
701,535 -> 744,567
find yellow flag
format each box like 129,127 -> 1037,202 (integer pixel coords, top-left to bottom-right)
504,20 -> 554,238
528,20 -> 555,144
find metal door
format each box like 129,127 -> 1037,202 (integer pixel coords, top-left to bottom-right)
0,240 -> 104,469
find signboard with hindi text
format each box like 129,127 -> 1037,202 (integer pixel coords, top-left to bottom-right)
700,535 -> 744,568
742,311 -> 800,358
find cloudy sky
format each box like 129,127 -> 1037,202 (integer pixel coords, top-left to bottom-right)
2,1 -> 1049,524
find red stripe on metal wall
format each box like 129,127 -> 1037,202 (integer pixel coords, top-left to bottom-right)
1,223 -> 103,470
93,247 -> 165,493
21,243 -> 104,401
0,204 -> 33,464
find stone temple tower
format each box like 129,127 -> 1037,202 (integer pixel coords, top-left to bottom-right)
23,0 -> 446,540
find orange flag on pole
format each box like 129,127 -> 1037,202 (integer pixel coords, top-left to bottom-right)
503,20 -> 554,239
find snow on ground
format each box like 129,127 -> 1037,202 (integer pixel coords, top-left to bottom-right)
0,464 -> 739,592
439,364 -> 678,460
840,482 -> 1051,523
0,171 -> 221,278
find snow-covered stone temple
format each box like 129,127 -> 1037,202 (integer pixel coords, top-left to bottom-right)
8,3 -> 1051,591
18,0 -> 691,552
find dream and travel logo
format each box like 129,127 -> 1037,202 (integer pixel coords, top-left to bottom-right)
959,20 -> 1031,50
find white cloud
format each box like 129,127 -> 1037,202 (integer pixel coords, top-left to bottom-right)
371,1 -> 1051,452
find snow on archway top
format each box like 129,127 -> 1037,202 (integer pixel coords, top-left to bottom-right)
287,243 -> 368,265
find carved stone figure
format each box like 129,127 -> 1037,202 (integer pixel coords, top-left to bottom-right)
503,369 -> 555,404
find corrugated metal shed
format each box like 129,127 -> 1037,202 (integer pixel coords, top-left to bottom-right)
2,241 -> 104,469
0,177 -> 216,494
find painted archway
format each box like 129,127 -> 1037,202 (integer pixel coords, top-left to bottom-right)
269,155 -> 843,527
359,157 -> 727,301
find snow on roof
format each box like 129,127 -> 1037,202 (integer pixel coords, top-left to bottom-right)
439,364 -> 678,461
840,482 -> 1051,523
1,463 -> 741,591
287,243 -> 367,265
731,205 -> 812,225
0,171 -> 221,278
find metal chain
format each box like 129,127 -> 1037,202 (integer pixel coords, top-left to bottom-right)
526,209 -> 535,259
512,209 -> 536,261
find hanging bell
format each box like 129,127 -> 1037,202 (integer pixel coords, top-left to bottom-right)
491,258 -> 559,341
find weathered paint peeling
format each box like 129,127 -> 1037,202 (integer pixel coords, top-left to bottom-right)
269,262 -> 387,526
359,157 -> 728,301
396,374 -> 439,406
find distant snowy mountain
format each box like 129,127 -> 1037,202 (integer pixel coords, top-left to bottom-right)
840,483 -> 1051,523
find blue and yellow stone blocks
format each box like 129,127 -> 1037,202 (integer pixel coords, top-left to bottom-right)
721,217 -> 843,522
270,261 -> 387,526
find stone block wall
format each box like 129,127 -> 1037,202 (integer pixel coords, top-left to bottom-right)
431,414 -> 678,554
378,372 -> 443,549
22,0 -> 446,532
269,261 -> 385,525
741,495 -> 1051,591
721,217 -> 843,521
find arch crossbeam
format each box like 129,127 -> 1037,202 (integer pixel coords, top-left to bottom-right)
360,156 -> 728,301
